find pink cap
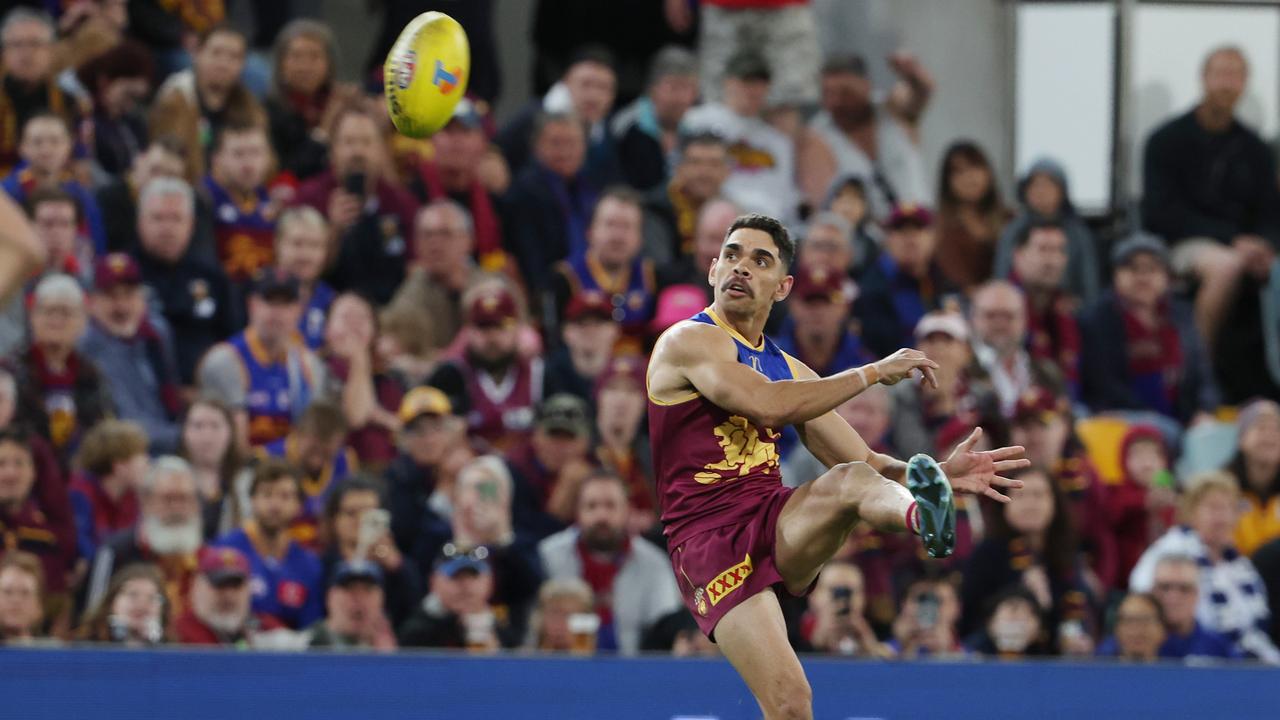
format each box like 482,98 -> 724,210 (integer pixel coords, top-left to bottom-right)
651,284 -> 707,334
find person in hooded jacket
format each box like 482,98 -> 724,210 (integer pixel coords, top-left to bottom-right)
994,158 -> 1102,304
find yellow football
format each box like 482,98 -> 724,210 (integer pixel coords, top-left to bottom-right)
384,11 -> 471,139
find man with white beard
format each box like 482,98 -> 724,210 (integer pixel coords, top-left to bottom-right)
174,546 -> 293,647
84,457 -> 205,616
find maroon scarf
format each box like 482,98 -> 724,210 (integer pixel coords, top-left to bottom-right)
417,161 -> 503,268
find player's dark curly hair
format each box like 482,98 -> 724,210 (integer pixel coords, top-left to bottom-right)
725,213 -> 795,268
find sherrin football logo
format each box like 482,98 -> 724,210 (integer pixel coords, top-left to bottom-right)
395,50 -> 417,89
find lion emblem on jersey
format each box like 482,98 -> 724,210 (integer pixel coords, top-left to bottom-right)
694,415 -> 779,484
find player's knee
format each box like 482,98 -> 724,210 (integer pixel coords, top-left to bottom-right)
816,461 -> 879,512
760,676 -> 813,720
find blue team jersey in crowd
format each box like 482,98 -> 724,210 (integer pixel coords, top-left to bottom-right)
214,526 -> 324,630
228,330 -> 315,446
299,282 -> 337,350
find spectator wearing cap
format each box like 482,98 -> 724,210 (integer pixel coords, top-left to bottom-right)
293,106 -> 418,305
808,53 -> 933,223
398,543 -> 520,649
383,386 -> 472,557
409,100 -> 510,273
320,477 -> 421,627
388,200 -> 485,352
0,8 -> 85,177
496,45 -> 620,182
935,141 -> 1010,291
1004,219 -> 1083,393
643,133 -> 730,267
995,158 -> 1102,304
77,40 -> 153,178
258,401 -> 356,549
960,466 -> 1096,652
307,558 -> 397,650
1099,554 -> 1240,661
776,263 -> 870,378
853,204 -> 956,358
681,49 -> 798,222
68,420 -> 148,561
969,280 -> 1059,418
273,206 -> 336,351
1226,400 -> 1280,555
197,266 -> 334,448
502,111 -> 601,290
80,253 -> 183,452
204,123 -> 279,283
26,185 -> 93,285
135,176 -> 236,384
0,428 -> 74,624
85,457 -> 203,618
1130,471 -> 1280,662
10,273 -> 112,460
545,290 -> 621,405
265,19 -> 358,182
148,26 -> 265,180
319,292 -> 406,470
886,311 -> 983,459
506,394 -> 593,531
1078,234 -> 1219,429
1008,384 -> 1116,592
1141,47 -> 1280,358
1108,425 -> 1178,586
214,458 -> 324,630
655,196 -> 740,297
429,282 -> 544,452
592,356 -> 657,531
612,46 -> 701,192
0,551 -> 47,645
549,187 -> 657,348
538,471 -> 680,655
3,112 -> 106,256
174,545 -> 289,647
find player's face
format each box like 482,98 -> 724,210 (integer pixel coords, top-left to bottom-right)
709,228 -> 793,315
588,197 -> 643,268
20,118 -> 71,174
250,478 -> 301,533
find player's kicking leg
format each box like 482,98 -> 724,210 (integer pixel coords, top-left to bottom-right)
715,589 -> 813,720
773,457 -> 954,595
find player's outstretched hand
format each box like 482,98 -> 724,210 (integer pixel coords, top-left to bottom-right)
940,427 -> 1029,503
874,348 -> 940,388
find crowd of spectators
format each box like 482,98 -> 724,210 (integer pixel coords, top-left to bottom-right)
1,0 -> 1279,667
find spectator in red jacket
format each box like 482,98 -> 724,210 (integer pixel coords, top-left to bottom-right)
1108,425 -> 1178,588
174,545 -> 286,647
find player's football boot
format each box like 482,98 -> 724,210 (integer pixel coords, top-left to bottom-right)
906,453 -> 956,558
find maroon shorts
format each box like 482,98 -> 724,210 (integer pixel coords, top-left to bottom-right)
668,484 -> 813,640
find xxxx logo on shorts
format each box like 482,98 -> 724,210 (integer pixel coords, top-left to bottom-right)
706,554 -> 753,607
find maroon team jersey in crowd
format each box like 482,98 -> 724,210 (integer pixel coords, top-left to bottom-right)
461,356 -> 544,452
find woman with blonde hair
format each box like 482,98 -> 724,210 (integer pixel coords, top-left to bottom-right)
1129,471 -> 1279,661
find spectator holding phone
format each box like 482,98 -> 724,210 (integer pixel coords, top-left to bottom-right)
320,476 -> 421,627
890,577 -> 964,659
800,561 -> 889,657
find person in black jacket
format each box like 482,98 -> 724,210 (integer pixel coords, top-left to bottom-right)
1078,234 -> 1219,429
1140,46 -> 1280,356
610,45 -> 700,192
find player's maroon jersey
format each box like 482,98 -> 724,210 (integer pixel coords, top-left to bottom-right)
648,309 -> 796,547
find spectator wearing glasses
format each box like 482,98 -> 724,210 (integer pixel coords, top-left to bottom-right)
1105,554 -> 1238,661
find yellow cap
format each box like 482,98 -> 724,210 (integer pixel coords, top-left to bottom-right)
398,386 -> 452,424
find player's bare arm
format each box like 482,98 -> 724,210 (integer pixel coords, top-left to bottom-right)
648,321 -> 939,430
787,355 -> 1029,503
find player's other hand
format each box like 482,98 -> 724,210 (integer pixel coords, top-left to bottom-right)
874,348 -> 939,388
